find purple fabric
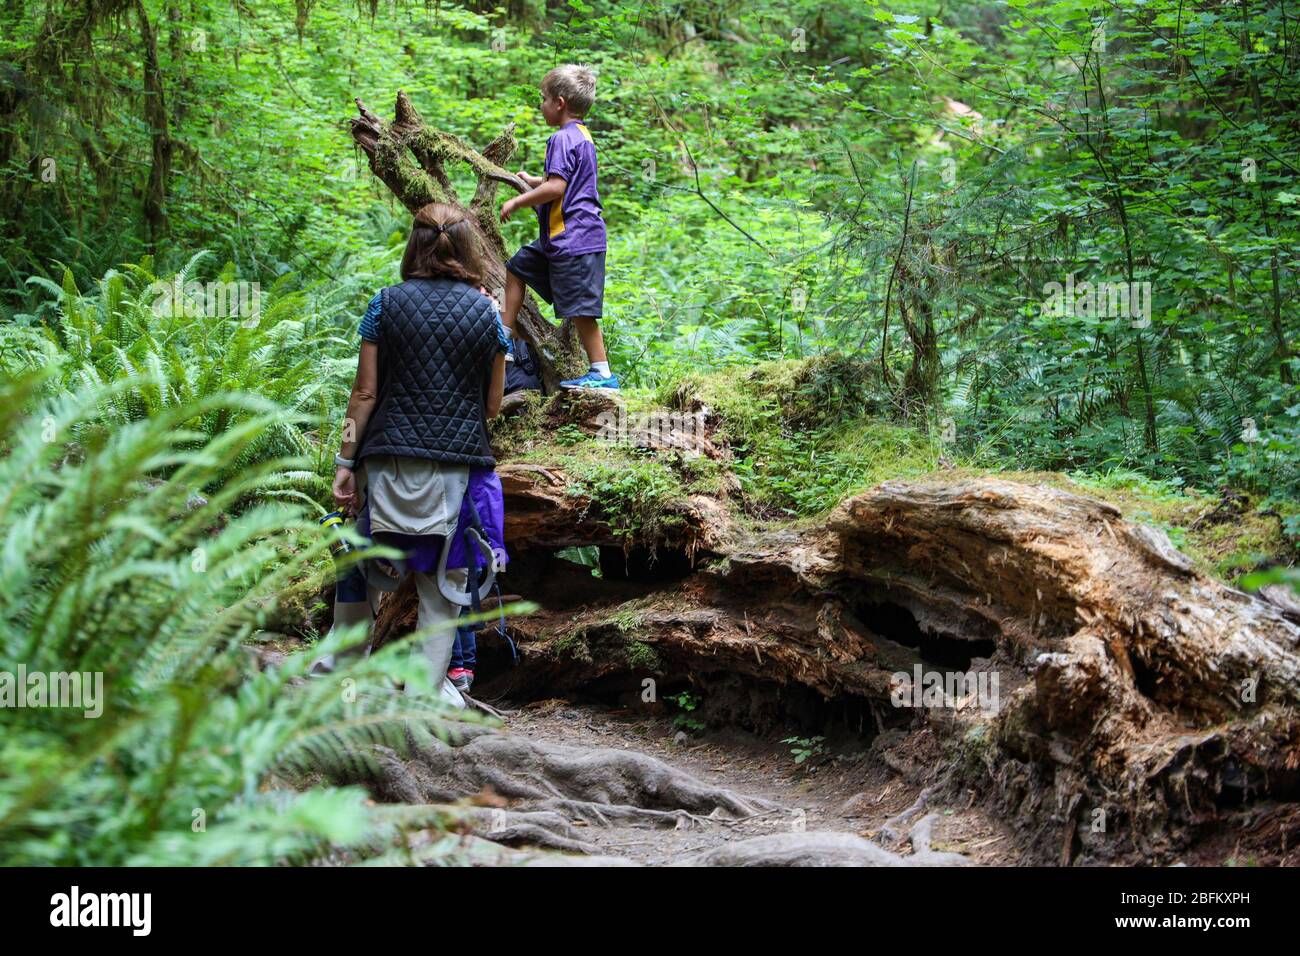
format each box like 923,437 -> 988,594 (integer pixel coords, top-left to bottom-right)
537,121 -> 606,257
355,467 -> 506,575
355,503 -> 445,574
445,467 -> 507,571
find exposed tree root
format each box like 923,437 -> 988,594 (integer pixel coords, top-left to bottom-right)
321,716 -> 976,864
425,833 -> 636,867
683,817 -> 970,867
359,725 -> 780,822
458,807 -> 601,855
880,785 -> 937,846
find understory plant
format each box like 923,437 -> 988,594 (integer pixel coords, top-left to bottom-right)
0,368 -> 472,865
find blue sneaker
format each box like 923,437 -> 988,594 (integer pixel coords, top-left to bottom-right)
560,369 -> 620,390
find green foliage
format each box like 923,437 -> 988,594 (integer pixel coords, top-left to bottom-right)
1242,566 -> 1300,596
666,357 -> 935,516
1041,468 -> 1294,581
3,0 -> 1299,866
624,639 -> 661,671
487,389 -> 545,457
0,253 -> 384,504
554,423 -> 586,447
0,369 -> 468,866
555,545 -> 603,577
3,0 -> 1296,504
729,421 -> 934,517
667,690 -> 705,734
564,446 -> 691,543
780,735 -> 827,767
822,0 -> 1300,494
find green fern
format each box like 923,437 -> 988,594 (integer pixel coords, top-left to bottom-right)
0,368 -> 472,866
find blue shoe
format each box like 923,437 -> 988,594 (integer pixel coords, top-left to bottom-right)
560,370 -> 620,390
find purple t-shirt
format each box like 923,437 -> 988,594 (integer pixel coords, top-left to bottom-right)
537,120 -> 606,258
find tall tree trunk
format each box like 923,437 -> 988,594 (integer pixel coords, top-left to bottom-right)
137,0 -> 171,248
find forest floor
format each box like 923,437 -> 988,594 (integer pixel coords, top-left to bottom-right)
474,692 -> 1299,866
264,622 -> 1299,866
260,624 -> 1018,864
492,696 -> 1020,865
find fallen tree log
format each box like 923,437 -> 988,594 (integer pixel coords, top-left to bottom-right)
483,475 -> 1300,861
833,478 -> 1300,862
355,391 -> 1300,864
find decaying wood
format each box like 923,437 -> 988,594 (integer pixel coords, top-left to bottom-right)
834,479 -> 1300,861
354,394 -> 1300,864
494,476 -> 1299,861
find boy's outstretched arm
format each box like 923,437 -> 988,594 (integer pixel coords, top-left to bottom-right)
501,174 -> 566,222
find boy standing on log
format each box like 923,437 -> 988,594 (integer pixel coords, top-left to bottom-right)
499,64 -> 618,390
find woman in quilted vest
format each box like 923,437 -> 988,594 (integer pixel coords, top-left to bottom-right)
324,202 -> 509,707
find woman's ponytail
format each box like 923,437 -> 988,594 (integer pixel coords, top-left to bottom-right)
400,202 -> 487,285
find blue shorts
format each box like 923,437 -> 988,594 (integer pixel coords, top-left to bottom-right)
506,241 -> 605,319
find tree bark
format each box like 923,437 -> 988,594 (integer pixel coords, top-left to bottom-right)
136,0 -> 171,248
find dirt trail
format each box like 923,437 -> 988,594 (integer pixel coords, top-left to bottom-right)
264,634 -> 1007,864
454,692 -> 1018,865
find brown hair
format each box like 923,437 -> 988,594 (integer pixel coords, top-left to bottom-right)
399,202 -> 486,285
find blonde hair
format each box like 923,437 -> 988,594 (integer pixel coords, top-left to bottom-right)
542,64 -> 597,117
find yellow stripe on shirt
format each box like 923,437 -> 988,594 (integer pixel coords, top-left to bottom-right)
549,124 -> 592,238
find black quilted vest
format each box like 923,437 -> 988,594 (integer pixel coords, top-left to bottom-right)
355,278 -> 498,467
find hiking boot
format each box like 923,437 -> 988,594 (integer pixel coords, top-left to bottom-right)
449,668 -> 474,693
560,369 -> 620,390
